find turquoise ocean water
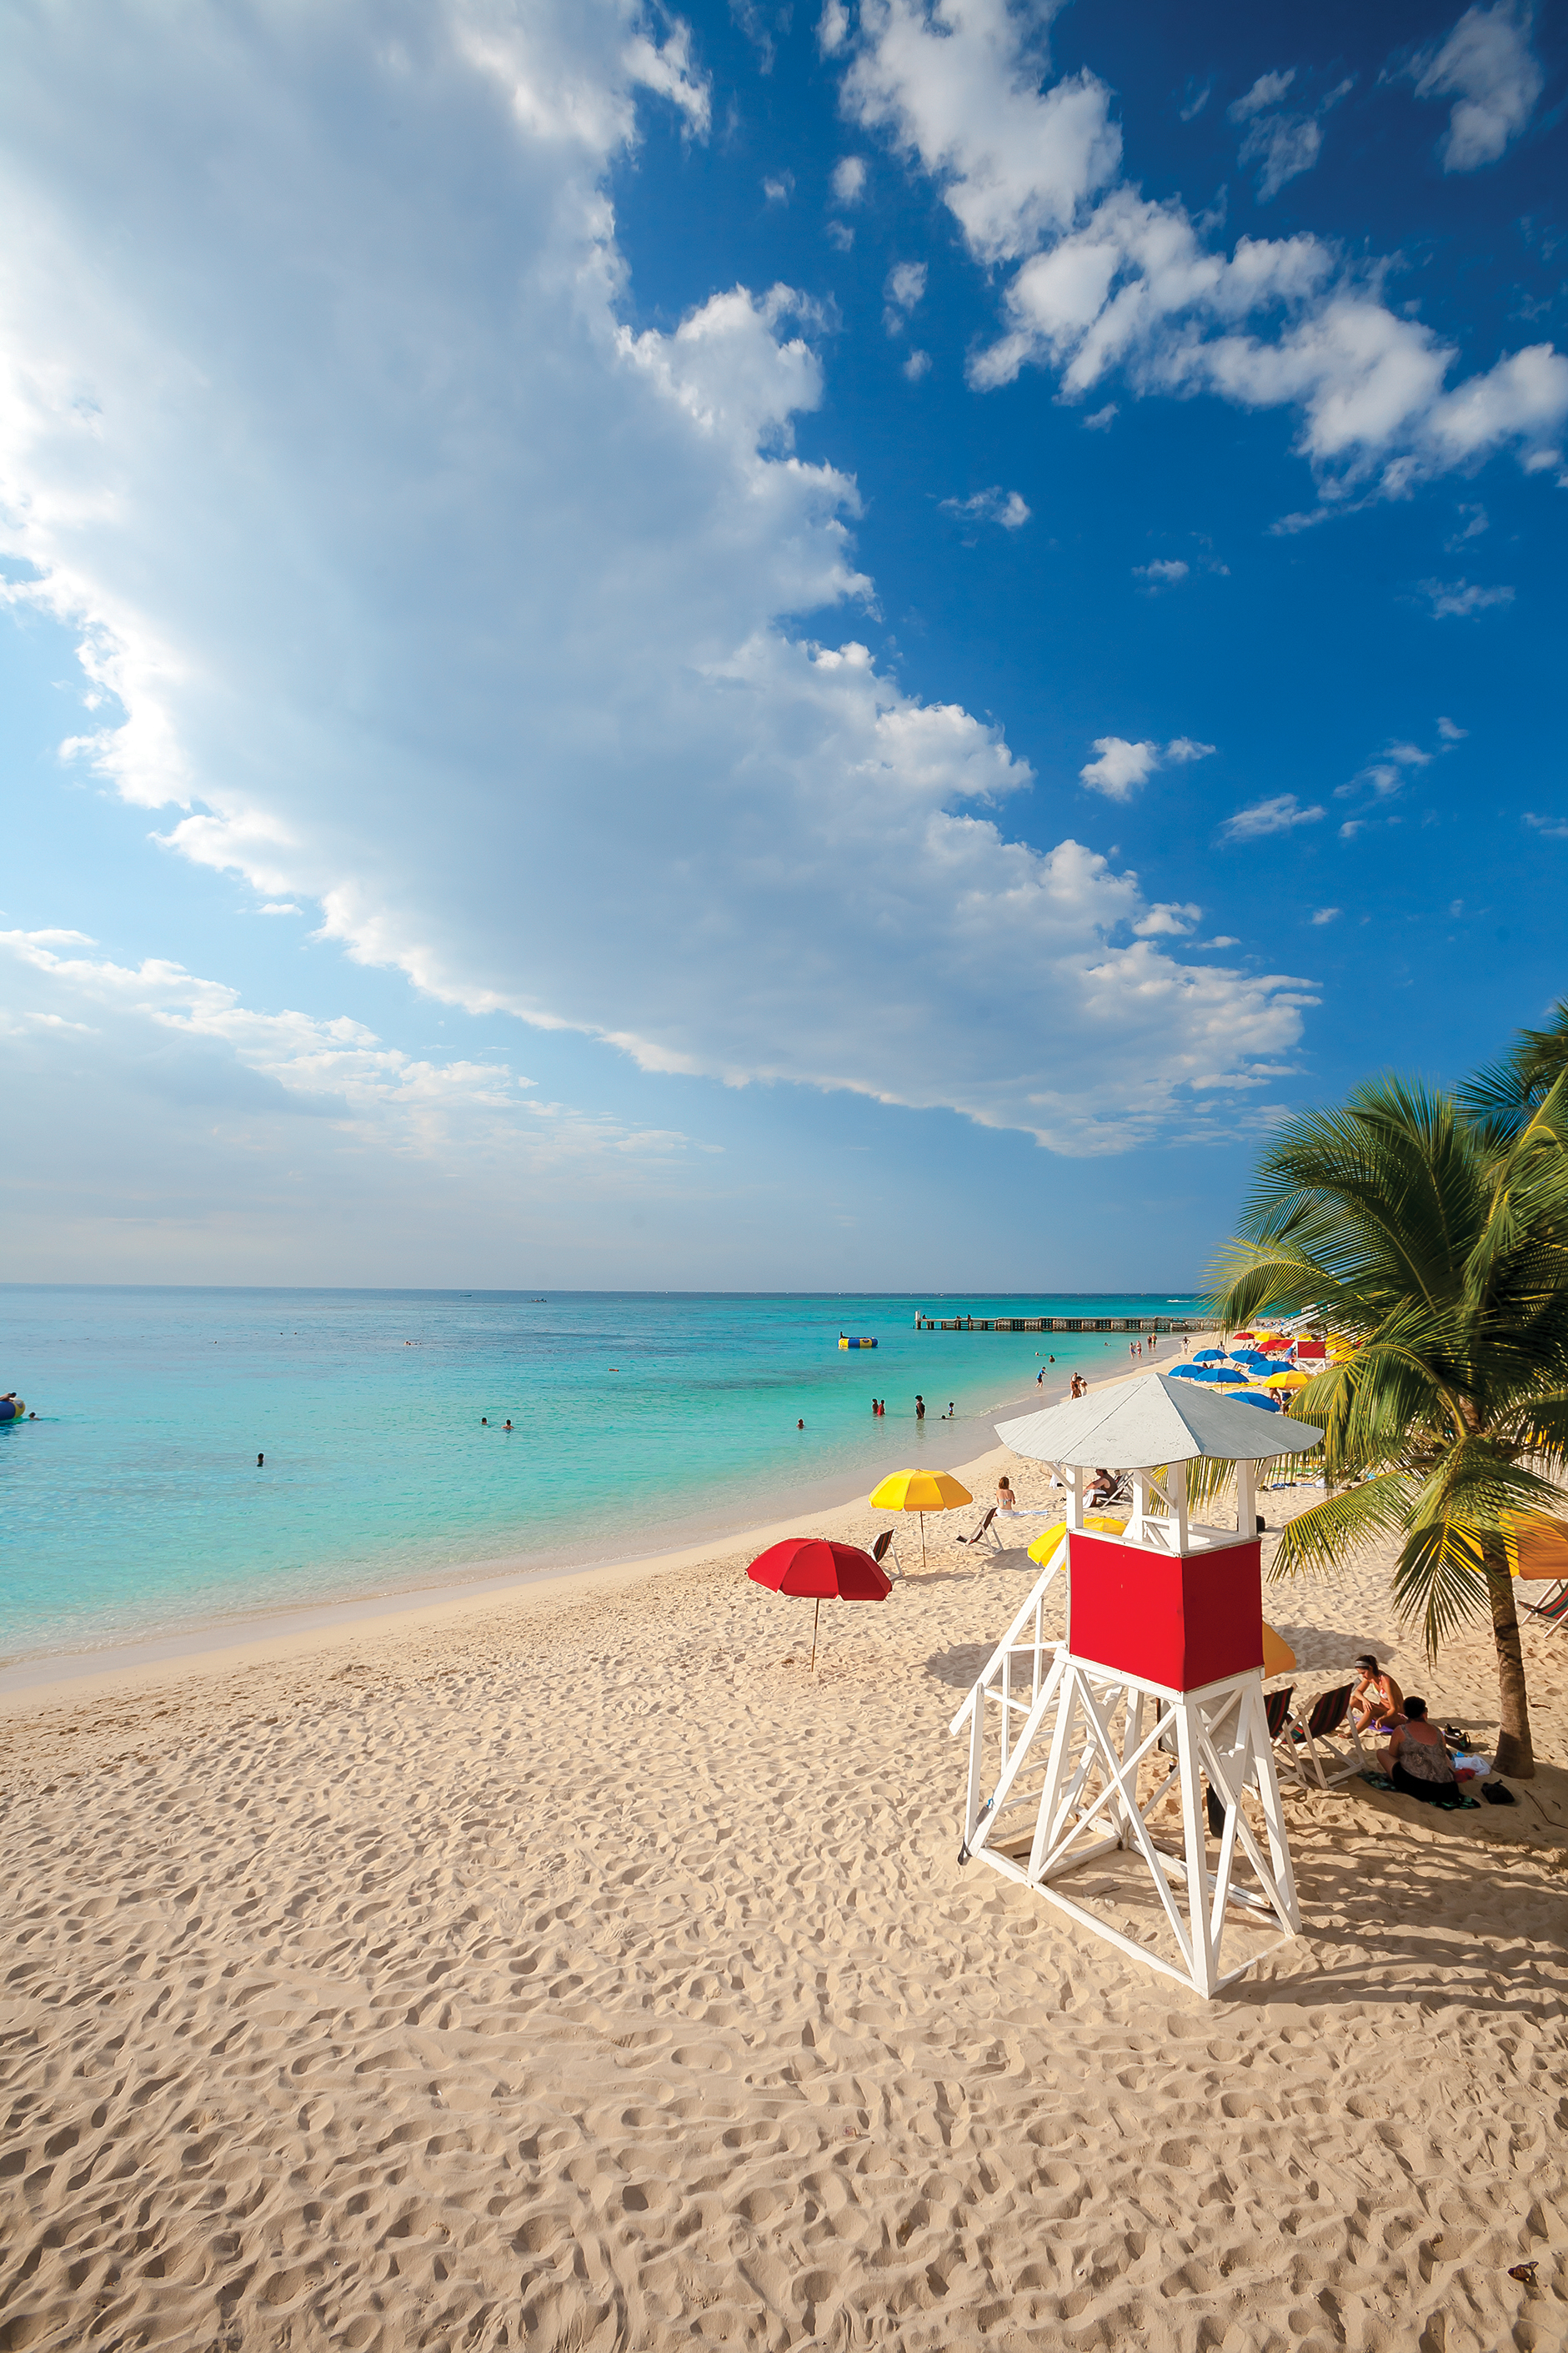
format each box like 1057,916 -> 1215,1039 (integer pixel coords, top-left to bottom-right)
0,1288 -> 1204,1664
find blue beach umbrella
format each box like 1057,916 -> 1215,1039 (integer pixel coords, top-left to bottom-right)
1212,1367 -> 1248,1384
1193,1347 -> 1225,1361
1229,1391 -> 1281,1412
1167,1364 -> 1203,1380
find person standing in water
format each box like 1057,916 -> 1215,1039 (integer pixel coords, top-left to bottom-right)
915,1395 -> 925,1421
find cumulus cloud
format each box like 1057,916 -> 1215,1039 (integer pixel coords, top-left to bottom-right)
1422,578 -> 1516,615
1133,557 -> 1190,586
1310,906 -> 1340,923
763,171 -> 794,203
940,484 -> 1031,529
903,349 -> 932,380
0,0 -> 1310,1161
1410,3 -> 1543,171
834,1 -> 1568,494
831,153 -> 869,203
1080,735 -> 1212,800
1438,715 -> 1468,740
884,259 -> 927,333
1220,795 -> 1325,841
1524,812 -> 1568,839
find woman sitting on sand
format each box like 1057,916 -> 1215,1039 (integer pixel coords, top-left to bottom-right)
995,1475 -> 1018,1514
1350,1653 -> 1405,1733
1380,1698 -> 1458,1803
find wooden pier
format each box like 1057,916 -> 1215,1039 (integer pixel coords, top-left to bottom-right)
913,1312 -> 1220,1335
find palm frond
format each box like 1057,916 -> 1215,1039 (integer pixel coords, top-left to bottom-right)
1390,1522 -> 1491,1658
1269,1475 -> 1411,1580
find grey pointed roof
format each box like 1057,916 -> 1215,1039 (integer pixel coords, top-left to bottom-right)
996,1372 -> 1324,1467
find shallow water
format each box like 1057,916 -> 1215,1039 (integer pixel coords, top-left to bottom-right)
0,1287 -> 1202,1659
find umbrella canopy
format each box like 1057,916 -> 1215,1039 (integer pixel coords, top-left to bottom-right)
1212,1367 -> 1249,1384
1193,1347 -> 1225,1361
1255,1336 -> 1292,1354
1261,1622 -> 1297,1677
748,1538 -> 891,1671
869,1467 -> 973,1567
996,1372 -> 1325,1468
1503,1513 -> 1568,1581
870,1469 -> 973,1513
1260,1369 -> 1309,1389
1230,1390 -> 1282,1411
1026,1512 -> 1126,1564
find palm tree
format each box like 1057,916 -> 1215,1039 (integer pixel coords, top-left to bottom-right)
1460,997 -> 1568,1141
1210,1071 -> 1568,1779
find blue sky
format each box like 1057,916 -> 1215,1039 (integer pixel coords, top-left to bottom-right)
1,0 -> 1563,1288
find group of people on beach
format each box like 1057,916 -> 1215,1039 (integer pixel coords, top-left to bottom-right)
1349,1653 -> 1462,1800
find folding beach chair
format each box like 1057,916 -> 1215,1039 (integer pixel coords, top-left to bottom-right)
1264,1684 -> 1295,1743
1520,1581 -> 1568,1638
871,1528 -> 904,1580
1277,1682 -> 1368,1791
954,1506 -> 1002,1551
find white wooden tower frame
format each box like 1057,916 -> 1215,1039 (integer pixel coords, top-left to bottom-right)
952,1383 -> 1324,1999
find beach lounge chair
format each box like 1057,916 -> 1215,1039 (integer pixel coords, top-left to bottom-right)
871,1528 -> 904,1580
954,1506 -> 1004,1551
1264,1685 -> 1295,1742
1276,1682 -> 1367,1791
1520,1581 -> 1568,1638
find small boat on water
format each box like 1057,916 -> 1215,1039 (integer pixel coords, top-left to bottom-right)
0,1393 -> 27,1423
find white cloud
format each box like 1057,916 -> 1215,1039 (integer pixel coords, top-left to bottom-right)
1310,906 -> 1340,923
1220,795 -> 1325,841
1083,402 -> 1118,429
0,0 -> 1309,1161
1446,501 -> 1488,545
1230,70 -> 1299,123
1134,556 -> 1190,585
831,153 -> 869,204
1080,735 -> 1214,798
1180,81 -> 1213,123
941,484 -> 1031,529
1410,3 -> 1543,171
1422,578 -> 1516,615
1133,901 -> 1202,936
842,0 -> 1123,264
1438,715 -> 1468,740
1523,812 -> 1568,839
1229,71 -> 1353,203
903,348 -> 932,380
825,218 -> 855,249
763,171 -> 794,203
258,902 -> 301,916
819,0 -> 851,55
1080,737 -> 1160,800
884,259 -> 927,334
834,3 -> 1568,493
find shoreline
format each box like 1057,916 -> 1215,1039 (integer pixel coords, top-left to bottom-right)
0,1347 -> 1175,1712
0,1370 -> 1084,1709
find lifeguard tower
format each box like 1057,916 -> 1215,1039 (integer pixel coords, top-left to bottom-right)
952,1374 -> 1324,1999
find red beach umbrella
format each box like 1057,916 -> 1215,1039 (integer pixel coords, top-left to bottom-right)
748,1538 -> 892,1672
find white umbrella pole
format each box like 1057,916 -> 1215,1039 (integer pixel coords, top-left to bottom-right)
811,1597 -> 820,1673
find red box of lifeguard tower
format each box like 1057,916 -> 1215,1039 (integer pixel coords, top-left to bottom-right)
1067,1530 -> 1264,1693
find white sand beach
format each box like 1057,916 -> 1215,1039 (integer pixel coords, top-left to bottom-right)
2,1391 -> 1565,2350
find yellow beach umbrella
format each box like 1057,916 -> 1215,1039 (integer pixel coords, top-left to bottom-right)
1261,1369 -> 1309,1389
1261,1621 -> 1296,1678
1502,1511 -> 1568,1580
869,1467 -> 973,1566
1025,1513 -> 1125,1565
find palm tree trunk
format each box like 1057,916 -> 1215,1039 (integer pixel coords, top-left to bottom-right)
1483,1541 -> 1534,1778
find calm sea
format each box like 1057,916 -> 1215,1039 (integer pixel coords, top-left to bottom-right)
0,1287 -> 1203,1663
